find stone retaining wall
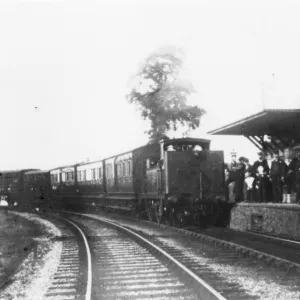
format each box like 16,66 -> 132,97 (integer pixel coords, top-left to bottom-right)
230,203 -> 300,240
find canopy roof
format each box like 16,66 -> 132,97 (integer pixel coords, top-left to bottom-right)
208,109 -> 300,138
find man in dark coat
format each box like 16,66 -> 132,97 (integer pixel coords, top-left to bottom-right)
270,151 -> 286,203
252,152 -> 270,202
235,157 -> 246,202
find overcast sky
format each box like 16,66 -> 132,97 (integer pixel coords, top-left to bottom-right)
1,0 -> 300,170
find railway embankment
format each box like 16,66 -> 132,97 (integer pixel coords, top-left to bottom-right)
0,209 -> 41,288
0,211 -> 67,299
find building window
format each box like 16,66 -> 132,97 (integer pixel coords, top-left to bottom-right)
77,171 -> 81,182
83,170 -> 86,181
98,167 -> 102,178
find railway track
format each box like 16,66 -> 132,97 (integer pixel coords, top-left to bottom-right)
58,211 -> 227,300
92,210 -> 300,272
60,211 -> 300,300
43,215 -> 92,300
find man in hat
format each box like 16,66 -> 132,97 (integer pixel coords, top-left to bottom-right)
270,151 -> 286,203
224,150 -> 238,202
252,151 -> 270,202
235,156 -> 246,202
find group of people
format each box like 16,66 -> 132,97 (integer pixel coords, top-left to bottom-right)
224,147 -> 300,204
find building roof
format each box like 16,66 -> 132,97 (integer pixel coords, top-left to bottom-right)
207,109 -> 300,138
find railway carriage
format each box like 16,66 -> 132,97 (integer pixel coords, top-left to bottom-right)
104,143 -> 160,212
0,169 -> 38,209
50,164 -> 78,210
23,170 -> 52,211
76,160 -> 106,209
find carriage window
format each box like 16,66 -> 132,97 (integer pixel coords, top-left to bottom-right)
146,159 -> 150,169
51,174 -> 56,183
120,164 -> 122,177
128,161 -> 131,176
117,163 -> 124,178
106,164 -> 113,178
91,168 -> 96,180
166,144 -> 203,152
146,158 -> 158,169
66,171 -> 74,181
122,162 -> 126,176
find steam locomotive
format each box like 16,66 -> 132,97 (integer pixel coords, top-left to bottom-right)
0,138 -> 229,226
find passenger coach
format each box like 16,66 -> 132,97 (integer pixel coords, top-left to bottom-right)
0,169 -> 38,209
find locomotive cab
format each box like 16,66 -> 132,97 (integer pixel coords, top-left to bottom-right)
144,138 -> 225,225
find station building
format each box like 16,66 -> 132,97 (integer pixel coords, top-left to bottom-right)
208,109 -> 300,240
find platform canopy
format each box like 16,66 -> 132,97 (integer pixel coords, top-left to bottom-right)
207,109 -> 300,153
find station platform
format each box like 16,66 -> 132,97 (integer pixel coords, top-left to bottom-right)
229,202 -> 300,240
